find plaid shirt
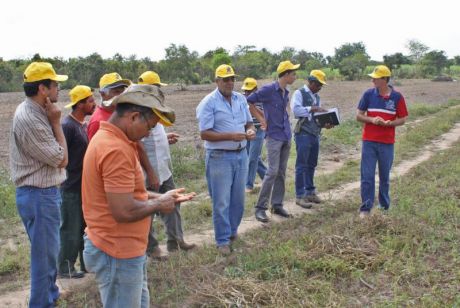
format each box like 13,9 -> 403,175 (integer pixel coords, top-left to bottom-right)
10,98 -> 66,187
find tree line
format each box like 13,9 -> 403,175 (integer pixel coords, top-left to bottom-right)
0,39 -> 459,92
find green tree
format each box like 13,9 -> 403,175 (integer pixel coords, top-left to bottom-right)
420,50 -> 448,76
162,44 -> 199,84
333,42 -> 368,67
383,52 -> 412,70
406,39 -> 429,63
338,53 -> 369,80
211,51 -> 232,70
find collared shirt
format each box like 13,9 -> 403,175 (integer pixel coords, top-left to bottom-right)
142,124 -> 172,185
60,115 -> 89,192
82,121 -> 149,259
247,81 -> 291,141
87,106 -> 113,141
358,87 -> 408,144
196,89 -> 252,150
9,98 -> 66,188
291,85 -> 321,121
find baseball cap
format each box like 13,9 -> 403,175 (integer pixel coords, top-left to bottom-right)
215,64 -> 236,78
368,65 -> 391,78
138,71 -> 167,86
65,85 -> 93,108
308,70 -> 327,85
277,61 -> 300,75
99,72 -> 131,90
241,78 -> 257,91
23,62 -> 68,83
112,84 -> 175,126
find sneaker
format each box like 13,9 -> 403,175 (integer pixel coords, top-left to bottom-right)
359,211 -> 370,219
305,194 -> 321,204
217,245 -> 232,256
296,198 -> 313,209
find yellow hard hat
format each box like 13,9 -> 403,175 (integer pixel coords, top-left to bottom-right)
277,60 -> 300,75
23,62 -> 68,83
99,72 -> 131,89
66,85 -> 93,108
241,78 -> 257,90
138,71 -> 167,86
368,65 -> 391,78
215,64 -> 236,78
309,70 -> 327,85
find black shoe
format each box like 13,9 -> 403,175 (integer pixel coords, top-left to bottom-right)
255,210 -> 269,223
272,207 -> 291,218
58,270 -> 85,279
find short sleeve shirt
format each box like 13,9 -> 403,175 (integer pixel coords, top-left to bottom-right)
82,121 -> 149,259
358,87 -> 408,144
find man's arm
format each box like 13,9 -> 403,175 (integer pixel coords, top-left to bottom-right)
106,188 -> 195,223
200,130 -> 246,142
248,104 -> 266,129
356,109 -> 385,125
137,141 -> 159,191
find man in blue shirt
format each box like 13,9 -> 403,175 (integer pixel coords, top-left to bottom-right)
247,60 -> 299,223
196,64 -> 255,255
291,70 -> 331,209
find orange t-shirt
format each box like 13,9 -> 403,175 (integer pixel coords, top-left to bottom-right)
82,121 -> 149,259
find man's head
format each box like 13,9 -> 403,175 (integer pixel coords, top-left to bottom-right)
215,64 -> 236,98
66,85 -> 96,115
138,71 -> 167,87
277,60 -> 299,85
368,65 -> 391,88
307,70 -> 327,94
111,84 -> 175,141
241,77 -> 257,97
23,62 -> 68,103
99,72 -> 131,101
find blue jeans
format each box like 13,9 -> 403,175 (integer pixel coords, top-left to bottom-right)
16,186 -> 61,308
205,149 -> 248,246
294,134 -> 320,198
256,137 -> 291,210
360,140 -> 394,212
246,127 -> 267,189
83,236 -> 149,308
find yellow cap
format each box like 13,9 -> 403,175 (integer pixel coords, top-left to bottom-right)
309,70 -> 327,85
277,60 -> 300,75
23,62 -> 68,83
99,72 -> 131,90
241,78 -> 257,90
65,85 -> 93,108
368,65 -> 391,78
138,71 -> 167,86
215,64 -> 236,78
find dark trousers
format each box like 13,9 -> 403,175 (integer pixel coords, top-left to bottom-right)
58,190 -> 86,274
146,176 -> 184,254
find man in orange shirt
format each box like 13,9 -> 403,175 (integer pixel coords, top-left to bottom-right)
82,84 -> 195,307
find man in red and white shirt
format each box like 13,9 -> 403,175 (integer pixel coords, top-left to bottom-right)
356,65 -> 408,218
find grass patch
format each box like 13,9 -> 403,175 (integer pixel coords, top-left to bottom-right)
0,169 -> 17,220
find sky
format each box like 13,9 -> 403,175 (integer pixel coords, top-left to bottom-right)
1,0 -> 459,62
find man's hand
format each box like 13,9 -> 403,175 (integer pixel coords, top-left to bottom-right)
372,116 -> 385,125
44,97 -> 61,126
232,133 -> 247,142
163,188 -> 196,203
246,128 -> 256,140
167,133 -> 179,144
311,106 -> 328,113
260,120 -> 267,131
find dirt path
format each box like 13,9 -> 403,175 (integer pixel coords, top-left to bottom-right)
1,123 -> 459,307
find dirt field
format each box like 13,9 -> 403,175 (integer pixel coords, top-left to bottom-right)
1,79 -> 459,169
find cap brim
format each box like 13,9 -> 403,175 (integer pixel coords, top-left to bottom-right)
368,73 -> 379,78
217,73 -> 238,78
153,109 -> 174,126
64,102 -> 76,108
103,80 -> 131,89
159,82 -> 168,86
241,86 -> 256,90
292,64 -> 300,70
53,74 -> 68,82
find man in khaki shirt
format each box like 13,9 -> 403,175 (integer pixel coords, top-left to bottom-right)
10,62 -> 68,307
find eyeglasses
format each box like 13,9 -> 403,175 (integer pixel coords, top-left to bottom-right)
221,76 -> 235,83
140,113 -> 156,130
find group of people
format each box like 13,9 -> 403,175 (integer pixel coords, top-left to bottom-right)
9,59 -> 407,307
